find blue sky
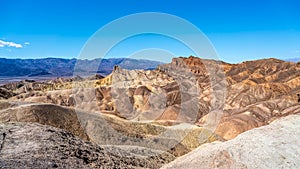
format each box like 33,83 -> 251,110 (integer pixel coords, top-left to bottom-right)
0,0 -> 300,63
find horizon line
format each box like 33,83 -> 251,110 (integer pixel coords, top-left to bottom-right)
0,55 -> 299,64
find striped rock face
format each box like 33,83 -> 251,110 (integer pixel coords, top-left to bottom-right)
2,56 -> 300,141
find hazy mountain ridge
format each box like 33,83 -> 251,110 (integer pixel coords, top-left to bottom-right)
285,57 -> 300,63
0,58 -> 163,77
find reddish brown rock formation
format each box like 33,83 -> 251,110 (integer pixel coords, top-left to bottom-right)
3,56 -> 300,140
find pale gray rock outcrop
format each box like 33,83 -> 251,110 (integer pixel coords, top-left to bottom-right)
162,115 -> 300,169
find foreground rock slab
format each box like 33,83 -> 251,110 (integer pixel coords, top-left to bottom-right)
0,122 -> 175,169
162,115 -> 300,169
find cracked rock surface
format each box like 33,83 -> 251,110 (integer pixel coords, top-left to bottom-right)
0,122 -> 175,169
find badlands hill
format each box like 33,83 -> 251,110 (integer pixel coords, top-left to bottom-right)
3,56 -> 299,138
0,56 -> 299,168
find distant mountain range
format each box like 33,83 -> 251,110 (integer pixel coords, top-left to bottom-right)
285,58 -> 300,63
0,58 -> 163,77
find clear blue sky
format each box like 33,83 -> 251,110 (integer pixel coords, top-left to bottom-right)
0,0 -> 300,63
